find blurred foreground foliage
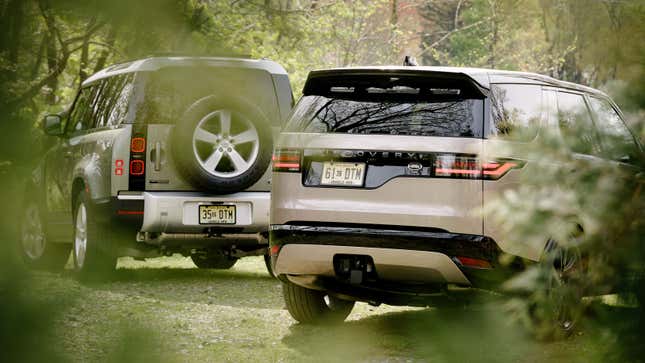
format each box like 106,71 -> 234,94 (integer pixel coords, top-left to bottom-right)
486,100 -> 644,357
0,0 -> 644,362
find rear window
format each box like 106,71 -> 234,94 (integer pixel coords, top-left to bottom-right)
286,74 -> 485,138
134,66 -> 278,125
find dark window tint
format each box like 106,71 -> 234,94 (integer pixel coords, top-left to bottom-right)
490,84 -> 542,141
587,97 -> 636,159
286,95 -> 484,138
67,87 -> 94,133
135,67 -> 278,125
107,75 -> 134,126
91,75 -> 134,128
557,92 -> 600,155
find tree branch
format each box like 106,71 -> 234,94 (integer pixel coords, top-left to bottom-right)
415,18 -> 489,58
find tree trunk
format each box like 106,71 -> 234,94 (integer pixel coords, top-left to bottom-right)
390,0 -> 398,26
79,18 -> 97,83
3,0 -> 25,80
93,26 -> 117,74
488,0 -> 497,68
45,27 -> 58,105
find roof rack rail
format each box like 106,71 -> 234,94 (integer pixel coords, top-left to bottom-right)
144,51 -> 252,59
101,51 -> 256,72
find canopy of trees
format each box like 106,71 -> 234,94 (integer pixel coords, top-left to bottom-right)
0,0 -> 643,163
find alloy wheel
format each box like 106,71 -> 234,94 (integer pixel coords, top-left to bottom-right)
21,204 -> 46,260
192,109 -> 260,178
74,203 -> 88,269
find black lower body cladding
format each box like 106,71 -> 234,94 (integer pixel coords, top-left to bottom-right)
270,224 -> 501,263
270,223 -> 522,290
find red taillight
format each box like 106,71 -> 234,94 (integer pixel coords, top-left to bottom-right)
269,245 -> 281,256
435,155 -> 480,178
434,154 -> 521,180
272,149 -> 301,172
482,161 -> 517,179
131,137 -> 146,153
130,159 -> 145,176
455,256 -> 492,269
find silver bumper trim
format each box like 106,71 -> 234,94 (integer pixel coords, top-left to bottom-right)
140,191 -> 270,233
117,193 -> 145,201
275,244 -> 471,285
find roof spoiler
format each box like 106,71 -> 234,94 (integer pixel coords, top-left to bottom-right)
303,69 -> 489,99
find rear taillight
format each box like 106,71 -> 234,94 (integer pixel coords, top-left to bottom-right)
129,135 -> 146,176
434,154 -> 522,180
481,161 -> 518,179
130,159 -> 145,175
272,149 -> 301,172
128,130 -> 147,191
130,137 -> 146,153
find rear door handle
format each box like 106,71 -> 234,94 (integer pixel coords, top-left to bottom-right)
154,142 -> 162,171
63,151 -> 73,159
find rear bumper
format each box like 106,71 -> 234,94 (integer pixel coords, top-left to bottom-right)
270,224 -> 518,292
275,244 -> 471,285
117,191 -> 270,234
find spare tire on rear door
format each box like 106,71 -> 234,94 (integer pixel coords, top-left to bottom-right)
173,95 -> 273,194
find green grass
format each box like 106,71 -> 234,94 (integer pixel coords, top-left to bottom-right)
21,255 -> 612,362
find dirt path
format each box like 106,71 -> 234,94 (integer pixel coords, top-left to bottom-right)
23,256 -> 598,362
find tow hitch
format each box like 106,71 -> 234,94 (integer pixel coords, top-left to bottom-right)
333,254 -> 377,284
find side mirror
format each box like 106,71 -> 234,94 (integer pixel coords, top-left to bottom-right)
42,114 -> 64,136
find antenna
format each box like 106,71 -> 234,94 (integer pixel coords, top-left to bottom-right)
403,55 -> 418,66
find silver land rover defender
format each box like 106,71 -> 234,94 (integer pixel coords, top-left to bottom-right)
20,56 -> 292,278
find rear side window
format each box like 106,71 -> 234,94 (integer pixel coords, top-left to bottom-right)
90,74 -> 134,128
587,97 -> 636,158
556,91 -> 600,155
286,75 -> 485,138
67,87 -> 94,133
490,84 -> 542,141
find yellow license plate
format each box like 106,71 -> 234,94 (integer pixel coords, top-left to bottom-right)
321,162 -> 366,186
199,205 -> 236,224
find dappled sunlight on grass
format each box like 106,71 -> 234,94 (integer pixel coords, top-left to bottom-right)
13,256 -> 609,362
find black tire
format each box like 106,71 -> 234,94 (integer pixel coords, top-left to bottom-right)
72,192 -> 117,280
282,282 -> 355,324
19,200 -> 71,270
264,252 -> 275,278
530,241 -> 584,339
173,95 -> 273,194
191,252 -> 238,269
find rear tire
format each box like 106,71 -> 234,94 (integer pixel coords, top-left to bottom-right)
19,200 -> 71,270
72,192 -> 117,281
530,240 -> 585,339
264,252 -> 275,278
191,252 -> 238,269
282,282 -> 355,324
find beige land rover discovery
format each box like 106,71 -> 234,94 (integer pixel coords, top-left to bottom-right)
269,65 -> 640,324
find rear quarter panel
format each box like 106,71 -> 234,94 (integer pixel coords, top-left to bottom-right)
482,138 -> 544,261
